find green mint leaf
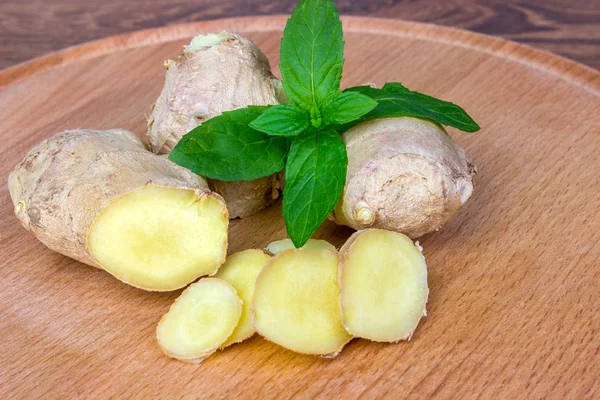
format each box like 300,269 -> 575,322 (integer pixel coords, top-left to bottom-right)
249,104 -> 310,137
343,82 -> 480,132
280,0 -> 344,109
322,91 -> 378,125
283,127 -> 347,247
169,107 -> 288,181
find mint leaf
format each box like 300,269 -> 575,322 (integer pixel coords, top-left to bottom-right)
170,107 -> 288,181
322,91 -> 378,125
249,104 -> 310,137
283,127 -> 347,247
280,0 -> 344,109
343,83 -> 480,132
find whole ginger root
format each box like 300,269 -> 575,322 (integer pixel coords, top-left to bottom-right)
331,117 -> 477,238
148,31 -> 286,219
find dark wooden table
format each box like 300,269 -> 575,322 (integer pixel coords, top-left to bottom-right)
1,0 -> 599,71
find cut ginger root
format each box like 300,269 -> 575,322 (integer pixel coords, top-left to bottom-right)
8,129 -> 228,291
264,238 -> 336,256
156,278 -> 242,364
338,229 -> 429,342
252,249 -> 352,357
213,249 -> 270,347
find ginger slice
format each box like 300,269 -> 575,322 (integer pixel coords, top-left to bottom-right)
214,249 -> 271,347
156,278 -> 242,364
252,249 -> 352,357
338,229 -> 429,342
264,238 -> 336,256
89,184 -> 228,291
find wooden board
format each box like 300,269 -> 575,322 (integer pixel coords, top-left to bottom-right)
1,16 -> 598,399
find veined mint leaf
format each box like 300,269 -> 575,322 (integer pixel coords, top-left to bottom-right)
322,91 -> 378,125
343,82 -> 480,132
170,107 -> 288,181
280,0 -> 344,109
249,104 -> 310,137
283,127 -> 347,247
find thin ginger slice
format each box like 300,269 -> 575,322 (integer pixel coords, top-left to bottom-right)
338,229 -> 429,342
252,249 -> 352,357
88,184 -> 228,291
214,249 -> 271,347
264,238 -> 336,256
156,278 -> 242,364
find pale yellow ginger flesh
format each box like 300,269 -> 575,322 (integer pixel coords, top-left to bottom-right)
89,185 -> 228,291
252,249 -> 352,356
264,238 -> 336,256
213,249 -> 270,347
156,278 -> 242,364
338,229 -> 429,342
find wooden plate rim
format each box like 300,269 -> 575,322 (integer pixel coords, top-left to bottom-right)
1,15 -> 598,93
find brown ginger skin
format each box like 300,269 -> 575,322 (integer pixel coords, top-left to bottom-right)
331,117 -> 477,238
147,32 -> 284,218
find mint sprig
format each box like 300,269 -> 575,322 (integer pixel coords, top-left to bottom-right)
322,92 -> 378,125
249,104 -> 309,137
170,0 -> 479,247
283,127 -> 347,246
279,0 -> 344,109
343,83 -> 480,132
169,107 -> 287,181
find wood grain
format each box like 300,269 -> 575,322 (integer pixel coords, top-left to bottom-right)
1,0 -> 599,70
1,16 -> 599,399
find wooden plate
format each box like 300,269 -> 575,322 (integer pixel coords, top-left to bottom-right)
1,16 -> 598,399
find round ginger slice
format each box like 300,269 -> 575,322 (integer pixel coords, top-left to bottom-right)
88,184 -> 228,291
338,229 -> 429,342
156,278 -> 242,364
214,249 -> 271,347
252,249 -> 352,357
264,238 -> 336,256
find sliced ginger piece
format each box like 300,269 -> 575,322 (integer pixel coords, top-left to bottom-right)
214,249 -> 270,347
264,238 -> 336,256
252,249 -> 352,357
338,229 -> 429,342
156,278 -> 242,364
89,184 -> 228,291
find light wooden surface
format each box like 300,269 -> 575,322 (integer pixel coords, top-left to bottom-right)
1,16 -> 599,399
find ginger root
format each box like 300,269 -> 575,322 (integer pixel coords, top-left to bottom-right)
338,229 -> 429,342
148,31 -> 285,218
214,249 -> 270,347
8,129 -> 228,291
156,278 -> 242,364
330,117 -> 477,238
252,249 -> 352,356
264,238 -> 336,256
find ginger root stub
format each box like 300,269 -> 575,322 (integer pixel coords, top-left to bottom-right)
148,31 -> 285,219
331,117 -> 477,238
8,129 -> 228,291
